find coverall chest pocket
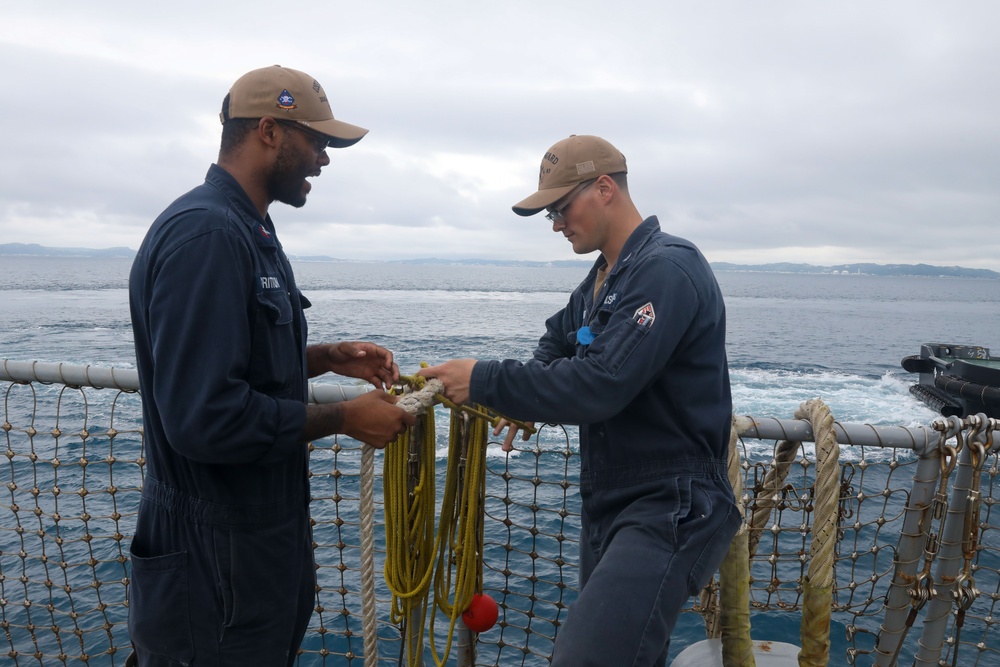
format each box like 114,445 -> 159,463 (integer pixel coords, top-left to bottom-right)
587,307 -> 614,338
256,288 -> 293,325
250,284 -> 298,397
577,306 -> 615,353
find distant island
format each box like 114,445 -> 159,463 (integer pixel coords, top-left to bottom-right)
0,243 -> 136,259
710,261 -> 1000,279
2,244 -> 997,279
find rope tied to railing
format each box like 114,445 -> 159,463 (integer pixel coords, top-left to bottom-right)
795,398 -> 841,667
7,362 -> 999,666
707,399 -> 841,667
747,433 -> 801,560
717,415 -> 756,665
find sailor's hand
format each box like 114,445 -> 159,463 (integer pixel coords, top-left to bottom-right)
493,418 -> 534,452
343,390 -> 416,448
417,359 -> 476,405
309,342 -> 399,389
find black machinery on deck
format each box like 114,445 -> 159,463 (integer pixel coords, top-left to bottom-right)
902,343 -> 1000,418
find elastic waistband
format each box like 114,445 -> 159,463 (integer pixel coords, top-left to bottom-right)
580,457 -> 728,491
141,477 -> 301,529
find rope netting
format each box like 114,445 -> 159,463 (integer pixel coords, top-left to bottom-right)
2,366 -> 999,666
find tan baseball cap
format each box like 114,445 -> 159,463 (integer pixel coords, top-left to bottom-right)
512,135 -> 627,216
220,65 -> 368,148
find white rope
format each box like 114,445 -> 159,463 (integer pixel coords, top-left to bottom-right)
359,378 -> 443,666
396,378 -> 444,415
360,443 -> 379,667
796,398 -> 840,590
794,398 -> 841,667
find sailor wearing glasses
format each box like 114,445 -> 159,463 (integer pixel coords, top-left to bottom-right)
420,134 -> 739,667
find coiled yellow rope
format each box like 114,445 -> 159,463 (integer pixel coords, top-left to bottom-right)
383,390 -> 438,665
383,371 -> 515,666
429,409 -> 488,666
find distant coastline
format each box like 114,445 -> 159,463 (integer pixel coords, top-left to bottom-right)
1,243 -> 137,259
709,261 -> 1000,280
2,243 -> 998,279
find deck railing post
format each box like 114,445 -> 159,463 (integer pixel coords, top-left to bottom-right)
912,419 -> 984,667
872,451 -> 944,665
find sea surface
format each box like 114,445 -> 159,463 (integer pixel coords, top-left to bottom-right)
1,255 -> 998,665
3,255 -> 997,424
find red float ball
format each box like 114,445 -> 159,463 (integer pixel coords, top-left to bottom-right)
462,593 -> 499,632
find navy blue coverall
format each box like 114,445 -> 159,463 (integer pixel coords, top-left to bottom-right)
469,216 -> 741,667
128,165 -> 314,666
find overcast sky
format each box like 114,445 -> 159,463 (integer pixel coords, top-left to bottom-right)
3,2 -> 998,270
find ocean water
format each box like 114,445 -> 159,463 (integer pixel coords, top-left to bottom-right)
1,255 -> 998,665
4,255 -> 997,423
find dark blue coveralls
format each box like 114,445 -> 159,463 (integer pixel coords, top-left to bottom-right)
470,217 -> 741,667
128,165 -> 314,666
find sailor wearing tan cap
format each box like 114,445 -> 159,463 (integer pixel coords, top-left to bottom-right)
127,66 -> 415,666
419,135 -> 740,666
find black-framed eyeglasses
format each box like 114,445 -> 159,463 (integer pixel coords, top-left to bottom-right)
278,120 -> 331,154
545,179 -> 597,224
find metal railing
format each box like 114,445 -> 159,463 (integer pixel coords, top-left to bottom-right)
2,361 -> 998,666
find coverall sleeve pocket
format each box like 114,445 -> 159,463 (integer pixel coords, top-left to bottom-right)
593,318 -> 648,376
128,548 -> 194,662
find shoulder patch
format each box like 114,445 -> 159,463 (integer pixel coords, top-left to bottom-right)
633,302 -> 655,329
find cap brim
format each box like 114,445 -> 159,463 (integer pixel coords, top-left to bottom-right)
511,183 -> 578,217
310,118 -> 369,148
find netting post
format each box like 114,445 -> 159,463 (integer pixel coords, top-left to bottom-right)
871,450 -> 944,666
453,412 -> 476,667
407,415 -> 426,667
913,420 -> 984,667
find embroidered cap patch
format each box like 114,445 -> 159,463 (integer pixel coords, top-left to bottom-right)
276,89 -> 297,110
633,302 -> 655,330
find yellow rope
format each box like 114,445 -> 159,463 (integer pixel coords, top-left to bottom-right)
383,405 -> 438,665
429,409 -> 488,666
383,370 -> 496,666
401,371 -> 538,438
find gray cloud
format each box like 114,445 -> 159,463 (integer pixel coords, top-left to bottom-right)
2,1 -> 998,269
